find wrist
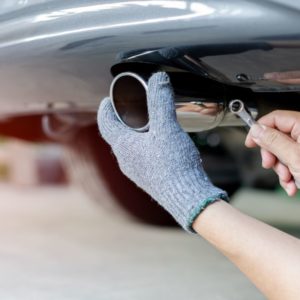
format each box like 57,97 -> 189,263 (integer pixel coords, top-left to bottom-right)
158,173 -> 228,232
192,199 -> 227,233
188,195 -> 228,232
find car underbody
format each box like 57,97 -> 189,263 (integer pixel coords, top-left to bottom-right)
0,0 -> 299,224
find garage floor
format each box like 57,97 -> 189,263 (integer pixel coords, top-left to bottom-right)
0,184 -> 300,300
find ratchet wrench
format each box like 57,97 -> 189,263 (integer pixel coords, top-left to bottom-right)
229,99 -> 300,189
229,99 -> 256,128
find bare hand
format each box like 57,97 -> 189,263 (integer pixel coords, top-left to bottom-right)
264,71 -> 300,85
245,110 -> 300,196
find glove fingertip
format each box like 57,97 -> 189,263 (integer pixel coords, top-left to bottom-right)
147,72 -> 177,128
148,72 -> 171,101
148,72 -> 170,87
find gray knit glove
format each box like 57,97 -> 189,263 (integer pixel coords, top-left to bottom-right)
98,72 -> 228,232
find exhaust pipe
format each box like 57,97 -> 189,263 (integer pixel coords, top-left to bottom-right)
110,72 -> 257,132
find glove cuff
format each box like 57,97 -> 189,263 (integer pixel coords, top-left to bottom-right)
158,171 -> 229,232
186,192 -> 228,232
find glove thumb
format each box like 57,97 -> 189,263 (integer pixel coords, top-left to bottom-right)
98,97 -> 130,146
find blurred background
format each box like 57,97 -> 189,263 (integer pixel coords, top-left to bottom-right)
0,138 -> 66,186
0,129 -> 299,300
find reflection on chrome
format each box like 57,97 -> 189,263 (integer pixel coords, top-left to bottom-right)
177,102 -> 222,116
175,101 -> 257,132
176,102 -> 225,132
33,1 -> 215,22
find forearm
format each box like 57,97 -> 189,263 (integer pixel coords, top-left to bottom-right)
193,201 -> 300,300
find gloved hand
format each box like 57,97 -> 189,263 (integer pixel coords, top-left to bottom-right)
98,72 -> 228,232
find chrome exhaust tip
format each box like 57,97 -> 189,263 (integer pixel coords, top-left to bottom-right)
110,72 -> 150,132
110,72 -> 257,132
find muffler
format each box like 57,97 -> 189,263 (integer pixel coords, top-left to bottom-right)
110,72 -> 257,132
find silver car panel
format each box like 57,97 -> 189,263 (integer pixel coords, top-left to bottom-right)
0,0 -> 299,117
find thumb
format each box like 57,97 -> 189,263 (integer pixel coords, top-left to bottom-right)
250,124 -> 298,167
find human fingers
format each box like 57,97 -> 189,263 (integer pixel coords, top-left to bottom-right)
273,161 -> 292,184
249,124 -> 300,169
246,110 -> 300,147
256,110 -> 300,141
279,178 -> 298,197
261,148 -> 276,169
258,146 -> 296,196
245,132 -> 257,148
271,161 -> 297,196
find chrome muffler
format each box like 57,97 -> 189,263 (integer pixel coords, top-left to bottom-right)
110,72 -> 257,132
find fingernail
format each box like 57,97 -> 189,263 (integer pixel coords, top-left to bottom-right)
286,184 -> 295,197
250,124 -> 265,139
